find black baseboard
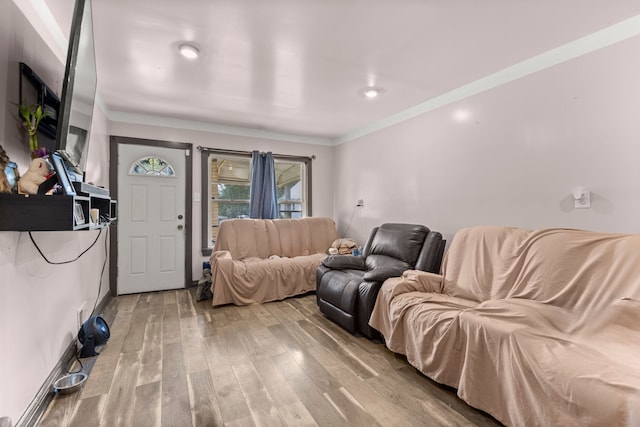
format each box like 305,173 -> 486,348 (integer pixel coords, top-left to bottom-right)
15,293 -> 112,427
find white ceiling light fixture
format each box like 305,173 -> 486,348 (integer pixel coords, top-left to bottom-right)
359,86 -> 385,99
453,109 -> 471,122
178,43 -> 200,59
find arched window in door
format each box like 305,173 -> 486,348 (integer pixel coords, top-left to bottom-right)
128,156 -> 176,177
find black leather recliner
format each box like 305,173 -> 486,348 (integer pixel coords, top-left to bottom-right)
316,223 -> 445,338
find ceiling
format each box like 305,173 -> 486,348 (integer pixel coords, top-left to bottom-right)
41,0 -> 640,143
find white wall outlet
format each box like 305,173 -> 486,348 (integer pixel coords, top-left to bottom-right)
76,301 -> 88,331
574,191 -> 591,209
356,199 -> 364,207
193,192 -> 201,202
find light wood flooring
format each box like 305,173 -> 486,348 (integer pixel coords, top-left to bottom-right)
38,289 -> 501,426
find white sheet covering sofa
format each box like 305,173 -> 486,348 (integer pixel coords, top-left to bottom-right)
209,217 -> 338,306
370,226 -> 640,426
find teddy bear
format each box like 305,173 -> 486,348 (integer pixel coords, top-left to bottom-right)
18,157 -> 51,194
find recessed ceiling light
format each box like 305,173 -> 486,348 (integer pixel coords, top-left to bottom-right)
179,43 -> 199,59
453,109 -> 471,122
359,86 -> 385,99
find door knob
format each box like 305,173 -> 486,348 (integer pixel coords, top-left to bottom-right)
178,214 -> 183,220
177,224 -> 184,230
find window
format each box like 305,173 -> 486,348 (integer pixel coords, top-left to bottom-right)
200,149 -> 312,254
276,161 -> 304,219
212,156 -> 251,226
129,156 -> 175,177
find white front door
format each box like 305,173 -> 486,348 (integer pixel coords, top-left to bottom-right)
117,144 -> 186,294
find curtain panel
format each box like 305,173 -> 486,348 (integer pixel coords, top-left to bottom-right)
249,151 -> 278,219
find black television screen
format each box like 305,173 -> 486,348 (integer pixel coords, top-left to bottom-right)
18,62 -> 59,146
56,0 -> 97,177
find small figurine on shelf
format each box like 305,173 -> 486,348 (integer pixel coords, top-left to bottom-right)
18,99 -> 49,158
18,157 -> 51,194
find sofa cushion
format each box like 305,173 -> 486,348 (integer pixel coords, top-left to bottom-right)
443,226 -> 640,317
212,253 -> 327,305
365,254 -> 410,271
213,217 -> 338,259
457,299 -> 640,426
368,225 -> 428,265
272,217 -> 339,257
441,226 -> 530,302
373,286 -> 477,387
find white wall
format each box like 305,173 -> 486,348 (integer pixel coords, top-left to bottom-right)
7,1 -> 639,423
108,122 -> 335,280
333,35 -> 640,246
0,1 -> 111,423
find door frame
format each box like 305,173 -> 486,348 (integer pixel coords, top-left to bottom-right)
109,135 -> 193,296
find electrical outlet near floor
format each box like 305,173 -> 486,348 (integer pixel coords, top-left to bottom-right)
76,301 -> 88,331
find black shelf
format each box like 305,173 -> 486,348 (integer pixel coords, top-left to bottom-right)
0,193 -> 116,231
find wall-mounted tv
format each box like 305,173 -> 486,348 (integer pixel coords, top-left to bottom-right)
56,0 -> 97,177
18,62 -> 60,150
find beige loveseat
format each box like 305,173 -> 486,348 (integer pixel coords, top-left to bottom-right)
370,226 -> 640,426
209,217 -> 338,306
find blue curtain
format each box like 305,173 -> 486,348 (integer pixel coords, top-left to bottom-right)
249,151 -> 278,219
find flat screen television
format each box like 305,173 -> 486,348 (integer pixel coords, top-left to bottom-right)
55,0 -> 97,178
18,62 -> 60,143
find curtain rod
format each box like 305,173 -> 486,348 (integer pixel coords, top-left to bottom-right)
196,146 -> 316,161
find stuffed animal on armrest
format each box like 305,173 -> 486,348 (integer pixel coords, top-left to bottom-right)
329,238 -> 359,255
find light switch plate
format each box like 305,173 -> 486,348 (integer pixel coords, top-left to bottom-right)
574,191 -> 591,209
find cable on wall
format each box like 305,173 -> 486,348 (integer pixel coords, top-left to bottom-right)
65,226 -> 109,375
28,229 -> 103,265
90,226 -> 109,317
342,204 -> 359,237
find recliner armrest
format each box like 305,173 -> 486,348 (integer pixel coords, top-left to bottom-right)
322,254 -> 366,270
414,231 -> 445,273
362,266 -> 405,282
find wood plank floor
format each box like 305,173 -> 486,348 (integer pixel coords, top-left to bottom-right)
38,289 -> 501,426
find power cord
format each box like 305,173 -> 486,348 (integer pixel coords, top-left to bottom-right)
66,348 -> 84,374
68,227 -> 109,373
90,226 -> 109,317
343,203 -> 362,237
28,228 -> 103,264
28,228 -> 109,373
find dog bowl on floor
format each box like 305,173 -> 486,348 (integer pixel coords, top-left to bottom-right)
53,372 -> 87,394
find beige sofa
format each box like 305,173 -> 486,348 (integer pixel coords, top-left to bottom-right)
370,226 -> 640,426
209,217 -> 338,306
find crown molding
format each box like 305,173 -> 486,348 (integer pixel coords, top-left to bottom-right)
24,2 -> 640,148
106,111 -> 335,146
336,14 -> 640,144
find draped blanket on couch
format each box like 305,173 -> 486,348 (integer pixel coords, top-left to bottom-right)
210,217 -> 338,306
370,226 -> 640,426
